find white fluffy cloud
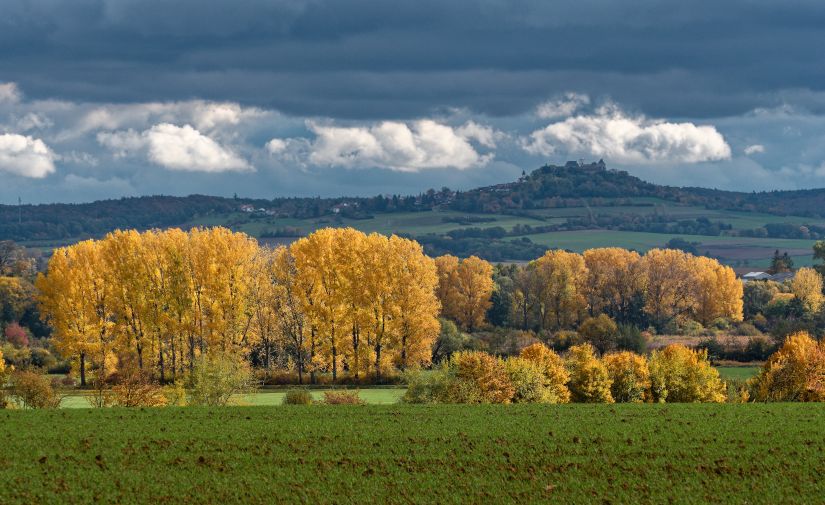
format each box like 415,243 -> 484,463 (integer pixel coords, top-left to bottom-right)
98,123 -> 250,172
70,101 -> 264,140
281,120 -> 493,171
744,144 -> 765,155
523,105 -> 732,164
0,83 -> 21,105
535,92 -> 590,120
0,134 -> 56,178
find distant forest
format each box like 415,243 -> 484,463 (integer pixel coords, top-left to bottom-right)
5,161 -> 825,244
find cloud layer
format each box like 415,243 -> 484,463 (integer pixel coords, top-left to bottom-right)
2,79 -> 825,203
524,106 -> 731,164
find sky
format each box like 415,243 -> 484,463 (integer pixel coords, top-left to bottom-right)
2,0 -> 825,204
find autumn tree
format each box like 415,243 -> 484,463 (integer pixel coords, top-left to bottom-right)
791,267 -> 824,314
36,240 -> 116,386
648,344 -> 725,403
583,248 -> 644,323
533,250 -> 587,330
751,332 -> 825,402
519,343 -> 570,403
641,249 -> 697,330
435,255 -> 493,331
692,256 -> 744,325
511,264 -> 543,330
603,352 -> 650,403
565,344 -> 613,403
387,235 -> 440,371
578,314 -> 619,354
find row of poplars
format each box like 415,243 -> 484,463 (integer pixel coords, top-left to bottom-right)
36,227 -> 442,387
403,333 -> 825,404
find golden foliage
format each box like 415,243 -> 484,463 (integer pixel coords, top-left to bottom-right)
791,267 -> 824,313
565,344 -> 613,403
435,255 -> 494,331
603,351 -> 650,403
519,343 -> 570,403
583,248 -> 644,319
648,344 -> 725,403
36,226 -> 441,385
751,331 -> 825,402
533,250 -> 588,330
447,351 -> 514,404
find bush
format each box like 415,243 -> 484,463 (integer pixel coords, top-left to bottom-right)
519,343 -> 570,403
726,378 -> 752,403
4,323 -> 28,348
751,332 -> 825,402
565,344 -> 613,403
546,330 -> 581,352
188,352 -> 255,406
402,368 -> 452,404
445,351 -> 514,404
732,322 -> 761,337
1,343 -> 30,369
29,348 -> 57,370
578,315 -> 619,354
503,357 -> 548,403
9,370 -> 62,409
648,344 -> 725,403
283,388 -> 314,405
603,352 -> 650,403
163,381 -> 188,407
743,336 -> 773,361
323,390 -> 364,405
697,338 -> 725,360
616,324 -> 648,354
110,368 -> 167,407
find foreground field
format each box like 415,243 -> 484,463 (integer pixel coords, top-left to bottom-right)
1,405 -> 823,504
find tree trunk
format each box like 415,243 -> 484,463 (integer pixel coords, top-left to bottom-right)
374,342 -> 382,381
158,341 -> 165,384
351,322 -> 360,379
310,327 -> 317,384
331,323 -> 338,382
79,351 -> 86,387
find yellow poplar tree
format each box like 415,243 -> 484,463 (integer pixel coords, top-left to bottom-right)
533,250 -> 588,330
36,240 -> 116,386
388,235 -> 440,370
583,248 -> 644,321
641,249 -> 697,329
791,267 -> 824,314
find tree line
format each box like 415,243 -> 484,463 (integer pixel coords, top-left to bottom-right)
435,247 -> 743,336
35,227 -> 440,386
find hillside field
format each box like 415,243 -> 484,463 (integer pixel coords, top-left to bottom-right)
180,199 -> 821,267
1,404 -> 822,504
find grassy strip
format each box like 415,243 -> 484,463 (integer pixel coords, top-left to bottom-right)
1,404 -> 823,504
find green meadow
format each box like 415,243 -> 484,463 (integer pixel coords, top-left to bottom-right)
1,404 -> 822,504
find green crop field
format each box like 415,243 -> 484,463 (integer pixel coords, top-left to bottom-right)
1,404 -> 822,504
57,388 -> 407,408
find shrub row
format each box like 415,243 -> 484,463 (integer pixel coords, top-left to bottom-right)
403,343 -> 727,404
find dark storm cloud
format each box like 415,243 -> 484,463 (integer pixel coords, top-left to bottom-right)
3,0 -> 825,118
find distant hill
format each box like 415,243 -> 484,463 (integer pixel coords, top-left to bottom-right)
3,161 -> 825,266
451,160 -> 825,217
